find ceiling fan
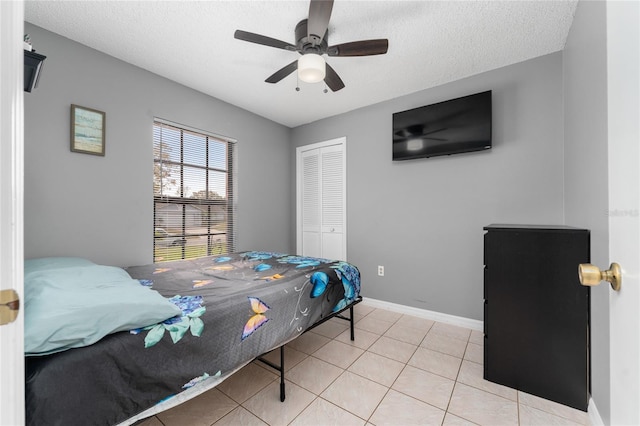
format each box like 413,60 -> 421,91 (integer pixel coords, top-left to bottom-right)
234,0 -> 389,92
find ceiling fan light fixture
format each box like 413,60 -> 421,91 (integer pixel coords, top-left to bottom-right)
298,53 -> 326,83
406,138 -> 424,151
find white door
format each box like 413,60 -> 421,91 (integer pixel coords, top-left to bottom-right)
607,2 -> 639,424
0,1 -> 26,425
296,137 -> 346,261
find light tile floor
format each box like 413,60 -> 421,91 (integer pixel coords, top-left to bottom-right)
139,304 -> 592,426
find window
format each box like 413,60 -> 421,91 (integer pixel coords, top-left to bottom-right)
153,119 -> 236,262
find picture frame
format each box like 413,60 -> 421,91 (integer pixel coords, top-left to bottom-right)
70,104 -> 105,156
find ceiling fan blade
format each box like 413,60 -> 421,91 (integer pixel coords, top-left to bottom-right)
327,39 -> 389,57
419,127 -> 449,137
395,126 -> 449,139
234,30 -> 297,51
324,63 -> 345,92
307,0 -> 334,44
265,60 -> 298,84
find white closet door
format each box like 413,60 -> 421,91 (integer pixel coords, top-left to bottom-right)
297,137 -> 346,261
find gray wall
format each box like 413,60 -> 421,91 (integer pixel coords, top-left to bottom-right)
291,53 -> 565,321
24,23 -> 292,267
563,1 -> 610,422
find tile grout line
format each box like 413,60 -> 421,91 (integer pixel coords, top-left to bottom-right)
441,333 -> 470,425
282,380 -> 318,426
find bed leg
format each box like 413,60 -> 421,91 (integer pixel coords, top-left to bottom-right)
279,346 -> 286,402
349,305 -> 355,341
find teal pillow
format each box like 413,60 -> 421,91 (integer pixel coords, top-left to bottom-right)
24,260 -> 182,356
24,256 -> 96,274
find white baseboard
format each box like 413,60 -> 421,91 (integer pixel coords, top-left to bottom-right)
361,297 -> 483,331
588,398 -> 605,426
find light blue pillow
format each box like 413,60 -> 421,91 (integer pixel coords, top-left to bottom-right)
24,260 -> 182,356
24,256 -> 96,275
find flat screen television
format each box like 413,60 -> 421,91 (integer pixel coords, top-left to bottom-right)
392,90 -> 492,161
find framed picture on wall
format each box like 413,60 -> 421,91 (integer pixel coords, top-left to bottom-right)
70,104 -> 105,156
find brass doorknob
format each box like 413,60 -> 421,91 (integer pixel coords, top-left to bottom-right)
0,289 -> 20,325
578,263 -> 622,291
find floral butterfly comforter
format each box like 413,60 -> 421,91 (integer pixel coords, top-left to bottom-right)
25,251 -> 361,426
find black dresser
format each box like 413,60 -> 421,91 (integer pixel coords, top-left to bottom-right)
483,224 -> 590,411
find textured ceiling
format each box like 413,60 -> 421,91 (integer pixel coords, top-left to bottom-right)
24,0 -> 577,128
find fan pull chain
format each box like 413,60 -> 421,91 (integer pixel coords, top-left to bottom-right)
296,74 -> 301,91
294,78 -> 330,93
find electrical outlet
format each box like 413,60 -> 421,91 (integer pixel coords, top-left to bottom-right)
377,265 -> 384,276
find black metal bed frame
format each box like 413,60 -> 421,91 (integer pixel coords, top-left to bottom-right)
255,296 -> 363,402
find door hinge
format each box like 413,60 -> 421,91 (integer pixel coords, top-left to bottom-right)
0,289 -> 20,325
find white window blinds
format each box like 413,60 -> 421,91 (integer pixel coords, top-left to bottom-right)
153,119 -> 236,262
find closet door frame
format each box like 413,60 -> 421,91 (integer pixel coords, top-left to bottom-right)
296,137 -> 347,260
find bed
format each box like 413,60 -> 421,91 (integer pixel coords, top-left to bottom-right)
24,251 -> 362,426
